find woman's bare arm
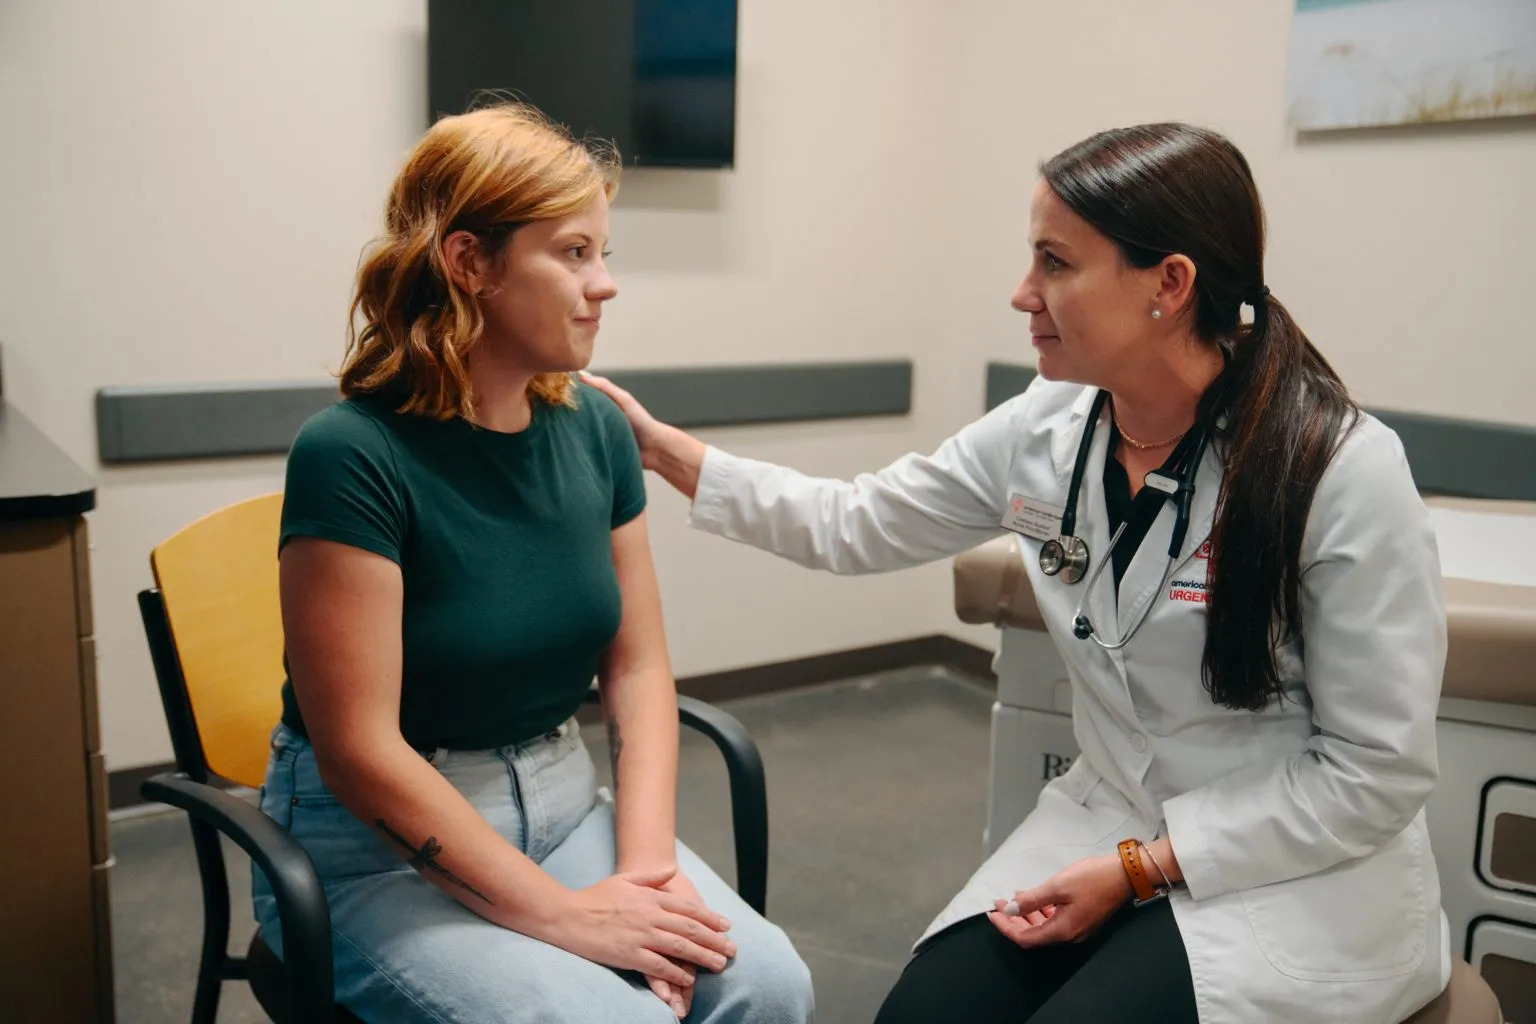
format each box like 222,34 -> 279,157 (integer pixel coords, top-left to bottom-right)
280,536 -> 729,986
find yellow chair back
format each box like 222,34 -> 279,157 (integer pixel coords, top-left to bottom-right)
150,492 -> 285,789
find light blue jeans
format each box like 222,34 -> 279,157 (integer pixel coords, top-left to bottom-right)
252,719 -> 815,1023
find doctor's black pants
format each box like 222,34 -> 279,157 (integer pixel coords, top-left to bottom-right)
873,897 -> 1199,1023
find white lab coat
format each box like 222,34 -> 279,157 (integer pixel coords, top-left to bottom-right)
688,376 -> 1452,1023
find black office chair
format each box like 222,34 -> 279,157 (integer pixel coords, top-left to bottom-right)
136,493 -> 770,1023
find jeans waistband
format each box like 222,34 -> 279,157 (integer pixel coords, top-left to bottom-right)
421,718 -> 581,769
269,717 -> 582,770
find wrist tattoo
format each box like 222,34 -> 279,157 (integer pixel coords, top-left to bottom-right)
606,717 -> 624,791
373,818 -> 493,905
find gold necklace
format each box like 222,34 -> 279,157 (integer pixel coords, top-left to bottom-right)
1111,402 -> 1187,450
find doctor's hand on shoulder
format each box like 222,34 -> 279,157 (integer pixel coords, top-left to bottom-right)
580,372 -> 708,499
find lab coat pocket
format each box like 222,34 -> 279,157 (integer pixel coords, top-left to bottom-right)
1029,760 -> 1131,847
1054,756 -> 1102,806
1239,824 -> 1427,982
996,761 -> 1124,857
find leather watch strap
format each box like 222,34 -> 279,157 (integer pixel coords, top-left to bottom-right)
1117,838 -> 1158,903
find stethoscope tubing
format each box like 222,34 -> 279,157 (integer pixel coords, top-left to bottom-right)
1042,389 -> 1211,650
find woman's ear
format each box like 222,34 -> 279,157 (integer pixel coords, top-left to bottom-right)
1155,254 -> 1198,315
441,230 -> 487,295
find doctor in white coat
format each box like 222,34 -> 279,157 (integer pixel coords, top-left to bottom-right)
584,123 -> 1451,1023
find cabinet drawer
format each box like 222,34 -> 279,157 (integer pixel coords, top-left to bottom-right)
80,636 -> 100,753
70,516 -> 92,637
92,860 -> 115,1023
87,751 -> 111,865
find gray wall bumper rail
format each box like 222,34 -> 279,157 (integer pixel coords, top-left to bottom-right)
96,361 -> 914,464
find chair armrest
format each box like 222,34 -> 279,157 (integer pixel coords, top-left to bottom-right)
581,688 -> 770,915
140,773 -> 334,1023
676,695 -> 769,916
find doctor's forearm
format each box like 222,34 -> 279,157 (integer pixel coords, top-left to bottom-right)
647,425 -> 706,500
1160,743 -> 1435,900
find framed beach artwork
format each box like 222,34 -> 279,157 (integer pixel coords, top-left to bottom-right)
1285,0 -> 1536,130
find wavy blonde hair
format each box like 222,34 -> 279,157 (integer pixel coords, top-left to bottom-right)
340,101 -> 620,418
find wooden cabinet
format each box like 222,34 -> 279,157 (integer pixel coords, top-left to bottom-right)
0,400 -> 110,1022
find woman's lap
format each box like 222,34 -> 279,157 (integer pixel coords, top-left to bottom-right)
538,800 -> 814,1024
313,865 -> 679,1024
252,728 -> 811,1024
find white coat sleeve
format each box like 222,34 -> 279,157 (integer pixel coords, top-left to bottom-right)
1161,420 -> 1445,900
687,393 -> 1028,575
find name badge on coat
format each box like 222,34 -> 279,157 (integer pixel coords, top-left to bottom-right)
1002,494 -> 1063,542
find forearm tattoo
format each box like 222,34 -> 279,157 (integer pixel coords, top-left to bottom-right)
607,717 -> 624,792
373,818 -> 493,905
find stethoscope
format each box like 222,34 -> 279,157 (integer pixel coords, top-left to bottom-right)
1038,389 -> 1211,650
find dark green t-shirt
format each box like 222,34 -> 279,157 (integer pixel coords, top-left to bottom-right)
277,383 -> 647,750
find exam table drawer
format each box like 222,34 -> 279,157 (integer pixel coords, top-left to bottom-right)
1480,780 -> 1536,897
1469,919 -> 1536,1023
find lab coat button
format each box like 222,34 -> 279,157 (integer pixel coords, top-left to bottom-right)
1130,733 -> 1147,753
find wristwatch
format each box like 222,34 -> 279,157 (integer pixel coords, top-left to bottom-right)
1117,837 -> 1173,906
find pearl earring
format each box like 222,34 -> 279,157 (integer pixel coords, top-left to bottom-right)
1151,309 -> 1162,319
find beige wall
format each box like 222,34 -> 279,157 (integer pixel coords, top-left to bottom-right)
1,1 -> 1529,770
952,0 -> 1536,427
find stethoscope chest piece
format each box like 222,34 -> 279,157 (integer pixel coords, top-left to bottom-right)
1039,535 -> 1090,585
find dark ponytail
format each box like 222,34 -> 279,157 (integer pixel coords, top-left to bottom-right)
1202,293 -> 1356,709
1043,124 -> 1359,711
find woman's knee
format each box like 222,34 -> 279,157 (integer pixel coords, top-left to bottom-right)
335,934 -> 677,1024
873,957 -> 943,1024
874,915 -> 1071,1024
755,929 -> 815,1009
703,920 -> 814,1022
